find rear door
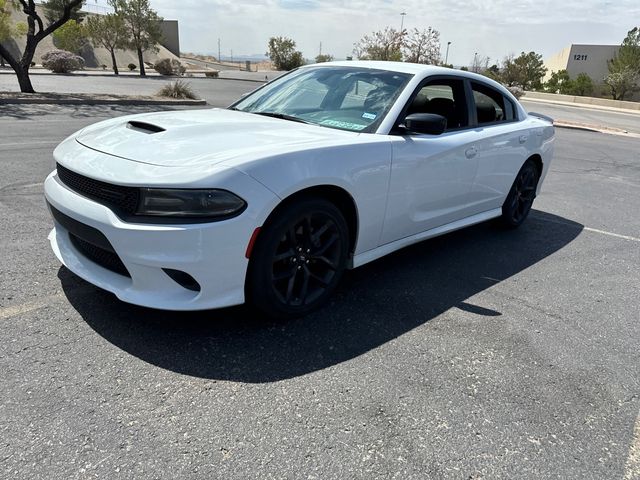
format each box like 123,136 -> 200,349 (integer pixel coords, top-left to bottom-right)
381,77 -> 480,244
466,81 -> 530,212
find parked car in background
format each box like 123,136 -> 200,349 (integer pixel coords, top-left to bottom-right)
44,61 -> 555,318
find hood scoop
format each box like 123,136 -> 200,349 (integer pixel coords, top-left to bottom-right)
126,121 -> 166,134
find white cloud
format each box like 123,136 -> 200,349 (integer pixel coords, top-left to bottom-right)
149,0 -> 640,65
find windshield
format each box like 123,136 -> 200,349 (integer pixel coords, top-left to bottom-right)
231,66 -> 412,133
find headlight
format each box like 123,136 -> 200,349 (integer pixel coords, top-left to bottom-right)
137,188 -> 246,218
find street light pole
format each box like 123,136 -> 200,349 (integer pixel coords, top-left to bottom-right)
400,12 -> 407,31
445,41 -> 451,65
474,52 -> 478,72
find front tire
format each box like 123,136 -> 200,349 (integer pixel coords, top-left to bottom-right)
500,159 -> 540,228
247,198 -> 349,319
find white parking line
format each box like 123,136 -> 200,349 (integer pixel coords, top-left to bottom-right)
535,215 -> 640,243
0,293 -> 64,320
584,227 -> 640,243
624,410 -> 640,480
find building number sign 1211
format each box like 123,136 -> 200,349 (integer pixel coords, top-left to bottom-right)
573,54 -> 588,61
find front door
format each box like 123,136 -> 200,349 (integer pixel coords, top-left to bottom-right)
380,78 -> 480,245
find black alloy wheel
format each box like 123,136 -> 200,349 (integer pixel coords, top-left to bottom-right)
501,159 -> 540,228
247,198 -> 349,318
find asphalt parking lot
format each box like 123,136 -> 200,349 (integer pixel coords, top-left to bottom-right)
1,101 -> 639,479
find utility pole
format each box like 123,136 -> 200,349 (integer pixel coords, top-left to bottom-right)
319,41 -> 322,57
445,41 -> 451,65
474,52 -> 478,72
217,38 -> 221,62
400,12 -> 407,31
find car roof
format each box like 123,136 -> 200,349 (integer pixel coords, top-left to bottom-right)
303,60 -> 463,76
303,60 -> 505,86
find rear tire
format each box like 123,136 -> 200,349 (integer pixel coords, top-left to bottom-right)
500,159 -> 540,228
247,198 -> 349,319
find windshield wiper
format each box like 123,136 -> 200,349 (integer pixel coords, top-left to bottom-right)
252,111 -> 312,124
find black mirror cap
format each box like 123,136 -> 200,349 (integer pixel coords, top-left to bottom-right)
404,113 -> 447,135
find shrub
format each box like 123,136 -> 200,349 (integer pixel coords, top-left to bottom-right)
157,80 -> 198,99
101,64 -> 107,70
205,70 -> 219,78
154,58 -> 186,76
506,85 -> 524,99
41,50 -> 84,73
572,73 -> 594,97
128,63 -> 137,71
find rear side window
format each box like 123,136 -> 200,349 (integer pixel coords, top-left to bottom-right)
471,82 -> 515,125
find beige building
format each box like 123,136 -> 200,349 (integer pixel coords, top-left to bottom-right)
544,44 -> 619,83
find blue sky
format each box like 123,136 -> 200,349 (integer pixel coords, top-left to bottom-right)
95,0 -> 640,65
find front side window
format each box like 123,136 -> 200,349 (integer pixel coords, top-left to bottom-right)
231,67 -> 412,133
404,79 -> 469,131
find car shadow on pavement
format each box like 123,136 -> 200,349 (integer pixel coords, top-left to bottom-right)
59,210 -> 584,383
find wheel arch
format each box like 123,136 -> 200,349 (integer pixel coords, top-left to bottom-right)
259,184 -> 359,257
527,153 -> 543,176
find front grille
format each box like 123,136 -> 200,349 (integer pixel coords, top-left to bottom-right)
56,163 -> 140,215
69,233 -> 131,278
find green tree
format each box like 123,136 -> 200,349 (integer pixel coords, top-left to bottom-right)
52,19 -> 86,53
42,0 -> 84,25
545,69 -> 573,94
606,27 -> 640,100
609,27 -> 640,73
0,0 -> 85,92
267,36 -> 304,70
0,0 -> 27,67
314,53 -> 333,63
604,70 -> 638,100
504,51 -> 547,90
86,13 -> 126,74
571,73 -> 594,96
353,27 -> 403,61
483,64 -> 500,80
109,0 -> 163,77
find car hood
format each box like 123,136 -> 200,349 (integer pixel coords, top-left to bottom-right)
75,108 -> 358,167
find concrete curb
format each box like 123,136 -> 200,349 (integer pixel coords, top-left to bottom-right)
554,120 -> 640,138
0,97 -> 207,106
523,91 -> 640,112
212,77 -> 267,83
522,96 -> 640,116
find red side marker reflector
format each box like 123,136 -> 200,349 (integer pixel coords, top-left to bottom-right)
245,227 -> 261,259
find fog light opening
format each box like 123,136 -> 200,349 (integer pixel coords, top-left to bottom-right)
162,269 -> 201,292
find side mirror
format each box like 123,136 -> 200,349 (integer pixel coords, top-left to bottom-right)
403,113 -> 447,135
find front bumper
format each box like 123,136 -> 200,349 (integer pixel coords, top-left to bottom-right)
45,171 -> 275,311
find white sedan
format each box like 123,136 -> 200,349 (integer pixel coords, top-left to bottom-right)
45,61 -> 555,318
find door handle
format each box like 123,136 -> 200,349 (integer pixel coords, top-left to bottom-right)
519,135 -> 529,144
465,147 -> 478,159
